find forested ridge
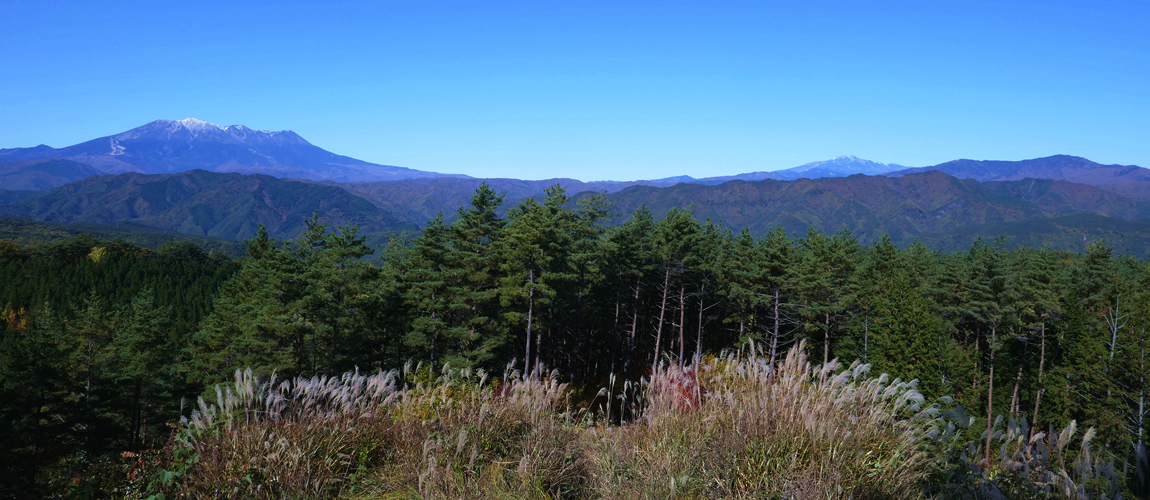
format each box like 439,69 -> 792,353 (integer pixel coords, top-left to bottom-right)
2,182 -> 1150,498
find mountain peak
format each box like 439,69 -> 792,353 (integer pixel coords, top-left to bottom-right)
175,117 -> 222,131
778,156 -> 906,178
0,118 -> 456,183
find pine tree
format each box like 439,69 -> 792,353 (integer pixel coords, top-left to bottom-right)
758,225 -> 793,368
872,272 -> 946,399
967,238 -> 1000,464
792,227 -> 858,366
112,288 -> 175,450
447,182 -> 508,368
293,216 -> 374,374
191,225 -> 305,383
718,228 -> 760,347
650,207 -> 700,369
568,191 -> 614,380
499,197 -> 559,374
403,213 -> 461,367
846,232 -> 901,363
607,205 -> 656,377
688,220 -> 724,363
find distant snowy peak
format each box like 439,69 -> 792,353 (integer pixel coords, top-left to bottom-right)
794,156 -> 896,172
0,118 -> 458,183
780,156 -> 908,177
114,118 -> 310,145
175,117 -> 222,131
643,156 -> 911,186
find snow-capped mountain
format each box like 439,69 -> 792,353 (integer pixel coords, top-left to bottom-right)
0,118 -> 460,183
660,156 -> 909,185
772,155 -> 908,179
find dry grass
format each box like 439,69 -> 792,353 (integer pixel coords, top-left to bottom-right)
585,342 -> 936,499
152,364 -> 584,499
147,343 -> 941,498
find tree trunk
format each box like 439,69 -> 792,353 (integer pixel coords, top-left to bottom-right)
1010,335 -> 1026,416
770,288 -> 781,370
131,379 -> 142,450
654,267 -> 670,370
627,276 -> 641,377
524,269 -> 534,377
1138,341 -> 1146,448
1010,364 -> 1024,416
984,325 -> 997,468
678,283 -> 686,368
1032,321 -> 1046,430
823,311 -> 831,367
696,284 -> 705,363
609,293 -> 621,375
544,307 -> 552,371
1107,294 -> 1124,362
972,332 -> 981,392
573,286 -> 585,380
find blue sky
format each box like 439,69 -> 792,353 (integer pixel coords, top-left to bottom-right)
2,1 -> 1147,181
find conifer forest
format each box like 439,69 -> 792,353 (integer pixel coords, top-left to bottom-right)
3,183 -> 1149,498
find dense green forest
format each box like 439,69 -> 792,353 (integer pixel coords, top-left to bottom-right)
0,217 -> 247,257
2,182 -> 1150,498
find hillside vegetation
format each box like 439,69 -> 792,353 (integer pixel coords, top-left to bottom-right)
7,165 -> 1150,259
0,169 -> 415,242
0,217 -> 247,257
1,183 -> 1149,497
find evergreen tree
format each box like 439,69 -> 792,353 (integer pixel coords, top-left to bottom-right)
846,233 -> 901,363
966,237 -> 1008,466
403,213 -> 461,367
650,207 -> 700,368
498,195 -> 562,374
567,192 -> 614,380
292,216 -> 374,374
191,226 -> 305,383
718,228 -> 761,347
447,182 -> 508,368
792,227 -> 858,366
112,288 -> 176,450
606,205 -> 656,377
872,272 -> 946,399
758,225 -> 793,367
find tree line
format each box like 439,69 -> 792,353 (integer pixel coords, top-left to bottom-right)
2,182 -> 1149,496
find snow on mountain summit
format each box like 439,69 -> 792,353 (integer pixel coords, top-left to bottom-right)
176,117 -> 222,131
110,118 -> 309,146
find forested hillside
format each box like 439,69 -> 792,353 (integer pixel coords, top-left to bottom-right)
2,183 -> 1149,497
0,169 -> 415,242
0,217 -> 247,257
594,171 -> 1150,256
889,155 -> 1150,201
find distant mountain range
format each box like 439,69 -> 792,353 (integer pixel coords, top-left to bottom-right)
654,156 -> 910,185
5,161 -> 1150,256
592,170 -> 1150,249
3,118 -> 1150,257
885,155 -> 1150,201
0,118 -> 916,191
0,118 -> 458,184
0,158 -> 102,191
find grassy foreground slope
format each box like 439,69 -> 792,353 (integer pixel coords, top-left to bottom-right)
130,343 -> 1112,499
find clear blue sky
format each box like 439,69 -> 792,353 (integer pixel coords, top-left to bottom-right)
2,1 -> 1147,181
